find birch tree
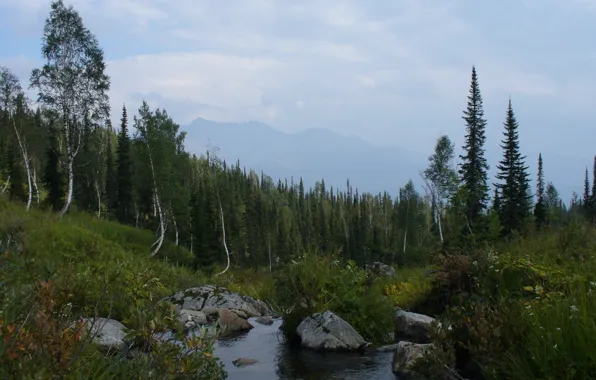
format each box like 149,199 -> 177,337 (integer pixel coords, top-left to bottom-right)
1,67 -> 34,210
134,102 -> 186,256
30,0 -> 110,216
423,135 -> 458,243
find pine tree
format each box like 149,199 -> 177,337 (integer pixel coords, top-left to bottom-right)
459,66 -> 489,233
495,98 -> 531,235
43,121 -> 64,211
534,153 -> 546,228
116,105 -> 133,224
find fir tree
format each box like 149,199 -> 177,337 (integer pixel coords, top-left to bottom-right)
459,66 -> 489,233
116,105 -> 133,224
591,155 -> 596,223
534,153 -> 546,228
495,98 -> 531,234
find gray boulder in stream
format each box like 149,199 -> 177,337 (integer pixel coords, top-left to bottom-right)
297,310 -> 367,351
163,284 -> 270,317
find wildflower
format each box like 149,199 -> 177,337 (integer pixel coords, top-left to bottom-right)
472,261 -> 478,266
553,344 -> 558,349
556,327 -> 561,331
447,325 -> 453,331
525,305 -> 531,309
570,305 -> 579,313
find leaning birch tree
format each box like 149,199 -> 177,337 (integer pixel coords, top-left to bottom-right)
1,67 -> 34,210
30,0 -> 110,216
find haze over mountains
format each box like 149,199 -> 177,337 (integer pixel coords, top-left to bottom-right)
182,118 -> 427,196
182,118 -> 585,201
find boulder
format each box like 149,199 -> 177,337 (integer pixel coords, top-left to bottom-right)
255,316 -> 274,326
232,358 -> 259,367
395,310 -> 436,344
365,261 -> 397,278
179,309 -> 208,330
392,341 -> 434,379
163,285 -> 270,318
217,309 -> 254,335
78,317 -> 127,352
296,310 -> 367,351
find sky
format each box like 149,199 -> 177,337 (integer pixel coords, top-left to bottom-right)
0,0 -> 595,199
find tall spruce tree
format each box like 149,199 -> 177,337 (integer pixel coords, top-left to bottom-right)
495,98 -> 531,234
583,167 -> 591,217
116,105 -> 133,224
591,155 -> 596,223
534,153 -> 546,228
459,66 -> 490,233
105,120 -> 117,217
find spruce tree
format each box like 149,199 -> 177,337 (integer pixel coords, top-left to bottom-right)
495,98 -> 531,234
459,66 -> 489,232
591,155 -> 596,223
534,153 -> 546,228
116,105 -> 133,224
105,120 -> 117,218
584,167 -> 591,217
43,121 -> 64,211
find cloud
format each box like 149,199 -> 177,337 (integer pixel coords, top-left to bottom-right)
1,0 -> 595,161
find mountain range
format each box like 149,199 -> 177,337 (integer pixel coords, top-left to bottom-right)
181,118 -> 427,197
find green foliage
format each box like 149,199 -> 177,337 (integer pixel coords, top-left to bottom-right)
274,253 -> 394,345
0,199 -> 224,379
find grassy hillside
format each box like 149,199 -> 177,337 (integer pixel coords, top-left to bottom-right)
0,198 -> 225,379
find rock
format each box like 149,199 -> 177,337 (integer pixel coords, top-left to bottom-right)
232,358 -> 259,367
217,309 -> 253,335
297,310 -> 367,351
392,341 -> 434,379
78,317 -> 127,352
377,343 -> 399,352
163,285 -> 270,318
365,261 -> 397,277
395,310 -> 436,344
179,309 -> 208,330
231,309 -> 248,319
255,316 -> 274,325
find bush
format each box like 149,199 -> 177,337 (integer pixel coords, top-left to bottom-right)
274,253 -> 394,345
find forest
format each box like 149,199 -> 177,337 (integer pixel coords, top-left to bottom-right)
2,1 -> 596,380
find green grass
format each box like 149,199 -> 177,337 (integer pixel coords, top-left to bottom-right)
0,198 -> 225,379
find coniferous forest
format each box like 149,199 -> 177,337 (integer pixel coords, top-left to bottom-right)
2,1 -> 596,380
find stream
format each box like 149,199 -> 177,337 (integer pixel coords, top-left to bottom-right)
214,317 -> 397,380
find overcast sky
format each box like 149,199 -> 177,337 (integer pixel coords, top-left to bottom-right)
1,0 -> 595,199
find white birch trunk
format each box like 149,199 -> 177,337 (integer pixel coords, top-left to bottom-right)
215,201 -> 231,276
1,176 -> 10,195
94,177 -> 101,218
146,146 -> 165,257
11,117 -> 32,211
32,166 -> 40,204
173,217 -> 179,246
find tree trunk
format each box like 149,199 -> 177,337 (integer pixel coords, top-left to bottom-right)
12,117 -> 33,211
146,147 -> 165,257
32,166 -> 40,204
215,201 -> 231,276
94,177 -> 101,218
0,176 -> 10,195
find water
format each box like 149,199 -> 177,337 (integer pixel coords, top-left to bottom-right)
214,317 -> 397,380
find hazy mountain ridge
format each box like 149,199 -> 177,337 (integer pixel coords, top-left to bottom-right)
182,118 -> 427,196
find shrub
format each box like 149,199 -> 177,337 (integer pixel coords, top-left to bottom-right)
274,253 -> 394,344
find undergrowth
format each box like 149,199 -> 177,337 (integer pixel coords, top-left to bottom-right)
0,198 -> 225,379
